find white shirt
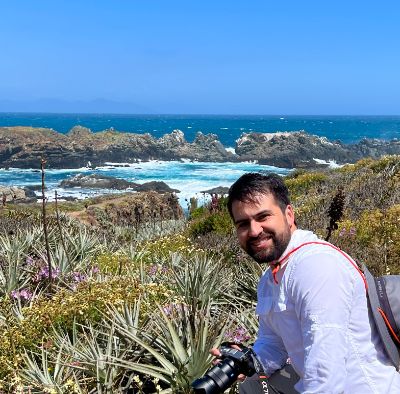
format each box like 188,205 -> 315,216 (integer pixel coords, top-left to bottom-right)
253,229 -> 400,393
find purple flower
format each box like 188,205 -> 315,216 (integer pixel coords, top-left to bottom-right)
91,265 -> 100,274
225,326 -> 251,344
162,304 -> 173,316
38,266 -> 60,280
161,303 -> 189,316
148,265 -> 158,276
72,272 -> 86,283
11,288 -> 33,301
224,330 -> 232,339
20,289 -> 33,300
339,228 -> 347,237
349,227 -> 356,236
160,265 -> 169,274
25,256 -> 35,266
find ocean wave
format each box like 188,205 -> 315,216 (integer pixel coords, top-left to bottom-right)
313,158 -> 343,168
3,160 -> 291,207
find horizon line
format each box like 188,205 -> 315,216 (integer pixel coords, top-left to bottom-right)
1,111 -> 400,117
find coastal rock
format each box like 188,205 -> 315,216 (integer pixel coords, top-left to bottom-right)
235,131 -> 400,168
1,126 -> 399,169
189,132 -> 234,161
157,130 -> 236,161
201,186 -> 230,195
60,174 -> 135,189
133,181 -> 179,193
235,131 -> 352,167
59,174 -> 179,193
0,126 -> 234,168
0,185 -> 37,203
350,138 -> 400,159
158,129 -> 186,147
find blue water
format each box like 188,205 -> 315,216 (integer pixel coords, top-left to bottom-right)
0,162 -> 291,206
1,112 -> 399,204
1,113 -> 399,146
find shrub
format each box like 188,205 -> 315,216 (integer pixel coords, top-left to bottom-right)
285,172 -> 327,201
0,279 -> 173,382
140,233 -> 200,260
188,210 -> 233,237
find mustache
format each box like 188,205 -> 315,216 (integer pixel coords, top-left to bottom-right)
248,232 -> 274,244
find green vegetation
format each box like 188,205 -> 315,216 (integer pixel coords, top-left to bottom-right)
188,197 -> 233,237
0,155 -> 398,392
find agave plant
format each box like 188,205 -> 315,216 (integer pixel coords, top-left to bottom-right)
20,320 -> 129,393
62,228 -> 103,266
0,229 -> 42,295
109,300 -> 229,393
133,219 -> 187,242
226,257 -> 262,306
168,252 -> 230,309
17,344 -> 79,393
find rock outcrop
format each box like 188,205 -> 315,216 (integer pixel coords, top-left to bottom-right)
0,126 -> 235,169
59,174 -> 179,193
60,174 -> 134,189
235,131 -> 400,168
0,185 -> 37,204
0,126 -> 399,169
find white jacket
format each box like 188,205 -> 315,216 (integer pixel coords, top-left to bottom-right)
253,229 -> 400,393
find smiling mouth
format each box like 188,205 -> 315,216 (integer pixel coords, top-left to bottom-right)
250,235 -> 273,248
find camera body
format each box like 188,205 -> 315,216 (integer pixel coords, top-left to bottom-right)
191,345 -> 257,394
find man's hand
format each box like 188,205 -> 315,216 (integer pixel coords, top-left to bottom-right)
210,345 -> 246,381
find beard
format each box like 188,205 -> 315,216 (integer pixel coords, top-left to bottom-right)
246,227 -> 291,264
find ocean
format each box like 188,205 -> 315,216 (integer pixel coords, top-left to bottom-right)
1,113 -> 399,206
1,113 -> 400,146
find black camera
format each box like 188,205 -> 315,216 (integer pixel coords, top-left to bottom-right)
191,345 -> 258,394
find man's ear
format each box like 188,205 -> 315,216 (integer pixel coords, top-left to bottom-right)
285,205 -> 296,229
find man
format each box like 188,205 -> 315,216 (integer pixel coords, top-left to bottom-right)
217,173 -> 400,393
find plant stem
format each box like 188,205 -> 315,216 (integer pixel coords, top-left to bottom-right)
55,190 -> 72,268
41,158 -> 52,291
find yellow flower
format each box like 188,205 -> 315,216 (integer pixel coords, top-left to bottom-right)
133,375 -> 141,383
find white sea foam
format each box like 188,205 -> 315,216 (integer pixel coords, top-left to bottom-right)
313,158 -> 343,168
103,162 -> 138,167
2,161 -> 291,207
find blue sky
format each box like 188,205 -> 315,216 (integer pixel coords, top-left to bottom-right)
1,1 -> 399,114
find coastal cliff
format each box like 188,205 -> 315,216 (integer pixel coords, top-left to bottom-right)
235,131 -> 400,168
0,126 -> 235,168
0,126 -> 399,169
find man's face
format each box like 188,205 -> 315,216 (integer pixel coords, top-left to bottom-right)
231,193 -> 295,264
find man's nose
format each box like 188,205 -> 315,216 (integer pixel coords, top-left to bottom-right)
248,220 -> 262,237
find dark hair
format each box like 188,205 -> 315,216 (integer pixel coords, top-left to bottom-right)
227,173 -> 291,217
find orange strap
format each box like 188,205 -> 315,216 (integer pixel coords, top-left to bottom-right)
378,307 -> 400,345
271,241 -> 368,290
273,242 -> 400,346
271,263 -> 281,284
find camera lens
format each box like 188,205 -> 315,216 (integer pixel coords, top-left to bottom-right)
192,358 -> 239,394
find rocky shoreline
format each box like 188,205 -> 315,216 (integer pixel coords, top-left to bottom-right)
0,125 -> 399,169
